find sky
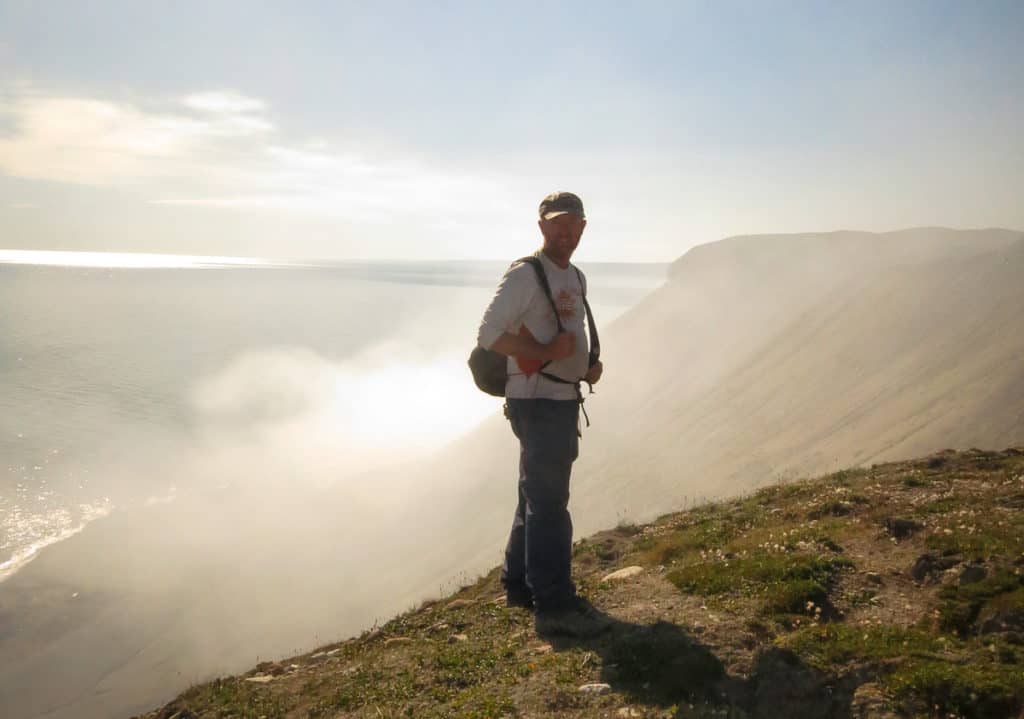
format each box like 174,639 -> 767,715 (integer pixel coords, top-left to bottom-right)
0,1 -> 1022,262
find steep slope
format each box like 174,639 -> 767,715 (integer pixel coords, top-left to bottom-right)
140,448 -> 1024,719
574,233 -> 1024,524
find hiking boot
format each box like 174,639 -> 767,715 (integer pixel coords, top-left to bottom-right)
503,582 -> 535,610
535,597 -> 613,638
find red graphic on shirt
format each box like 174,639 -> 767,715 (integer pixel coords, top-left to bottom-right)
556,289 -> 577,321
515,326 -> 543,377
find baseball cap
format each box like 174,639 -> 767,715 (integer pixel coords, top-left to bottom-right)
539,191 -> 586,220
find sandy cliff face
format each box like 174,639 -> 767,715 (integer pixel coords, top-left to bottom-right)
572,229 -> 1024,528
440,228 -> 1024,564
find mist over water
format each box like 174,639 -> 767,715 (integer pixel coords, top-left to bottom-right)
1,258 -> 663,571
0,256 -> 664,718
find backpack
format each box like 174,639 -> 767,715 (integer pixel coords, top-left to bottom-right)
468,254 -> 600,398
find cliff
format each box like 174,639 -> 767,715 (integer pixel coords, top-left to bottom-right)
140,447 -> 1024,718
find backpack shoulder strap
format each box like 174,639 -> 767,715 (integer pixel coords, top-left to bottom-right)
517,255 -> 564,333
574,266 -> 600,367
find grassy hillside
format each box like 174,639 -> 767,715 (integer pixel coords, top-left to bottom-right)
141,447 -> 1024,719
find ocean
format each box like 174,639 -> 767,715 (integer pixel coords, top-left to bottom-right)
0,255 -> 666,582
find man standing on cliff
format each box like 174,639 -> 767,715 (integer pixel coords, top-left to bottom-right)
476,191 -> 610,638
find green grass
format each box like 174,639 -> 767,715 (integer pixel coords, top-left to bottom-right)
925,515 -> 1024,559
937,569 -> 1024,635
634,515 -> 743,566
886,656 -> 1024,719
182,678 -> 295,718
913,495 -> 960,515
666,551 -> 853,617
784,624 -> 1024,718
781,624 -> 950,668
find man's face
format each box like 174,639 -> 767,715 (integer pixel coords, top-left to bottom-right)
538,213 -> 586,267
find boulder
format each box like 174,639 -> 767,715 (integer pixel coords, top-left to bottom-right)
980,609 -> 1024,635
601,566 -> 645,583
884,517 -> 923,540
959,564 -> 987,585
909,553 -> 960,582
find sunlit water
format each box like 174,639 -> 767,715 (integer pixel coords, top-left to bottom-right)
0,254 -> 665,580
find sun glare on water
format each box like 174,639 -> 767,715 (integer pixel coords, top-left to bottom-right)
0,250 -> 281,268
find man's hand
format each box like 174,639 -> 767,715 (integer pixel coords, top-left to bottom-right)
490,330 -> 575,362
585,360 -> 603,385
546,331 -> 576,361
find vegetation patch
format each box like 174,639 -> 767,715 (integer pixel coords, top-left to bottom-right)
634,515 -> 742,566
937,569 -> 1024,635
666,551 -> 853,617
913,495 -> 960,515
182,677 -> 295,718
763,578 -> 829,616
781,624 -> 949,669
925,513 -> 1024,559
886,656 -> 1024,719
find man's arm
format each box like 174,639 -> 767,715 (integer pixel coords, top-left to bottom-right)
490,330 -> 575,362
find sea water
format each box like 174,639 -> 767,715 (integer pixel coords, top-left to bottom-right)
0,255 -> 665,581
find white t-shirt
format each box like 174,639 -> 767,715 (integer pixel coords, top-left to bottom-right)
477,252 -> 591,400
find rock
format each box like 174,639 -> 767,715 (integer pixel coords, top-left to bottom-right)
446,598 -> 476,611
959,564 -> 987,585
981,609 -> 1024,634
601,566 -> 644,583
910,553 -> 960,582
384,637 -> 412,647
578,682 -> 612,694
884,517 -> 923,540
244,675 -> 274,684
616,708 -> 641,717
255,661 -> 285,676
449,633 -> 469,643
850,682 -> 898,718
865,572 -> 883,585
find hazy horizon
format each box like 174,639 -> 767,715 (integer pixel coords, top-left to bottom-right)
3,2 -> 1023,262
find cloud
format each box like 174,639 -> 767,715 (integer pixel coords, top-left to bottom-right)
0,92 -> 271,186
183,91 -> 266,114
0,88 -> 513,230
187,344 -> 498,483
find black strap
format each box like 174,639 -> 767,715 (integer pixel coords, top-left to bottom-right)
515,254 -> 600,433
576,267 -> 601,370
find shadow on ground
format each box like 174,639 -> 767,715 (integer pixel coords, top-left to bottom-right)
545,616 -> 859,718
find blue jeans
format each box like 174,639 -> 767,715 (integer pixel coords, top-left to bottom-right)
501,398 -> 580,612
